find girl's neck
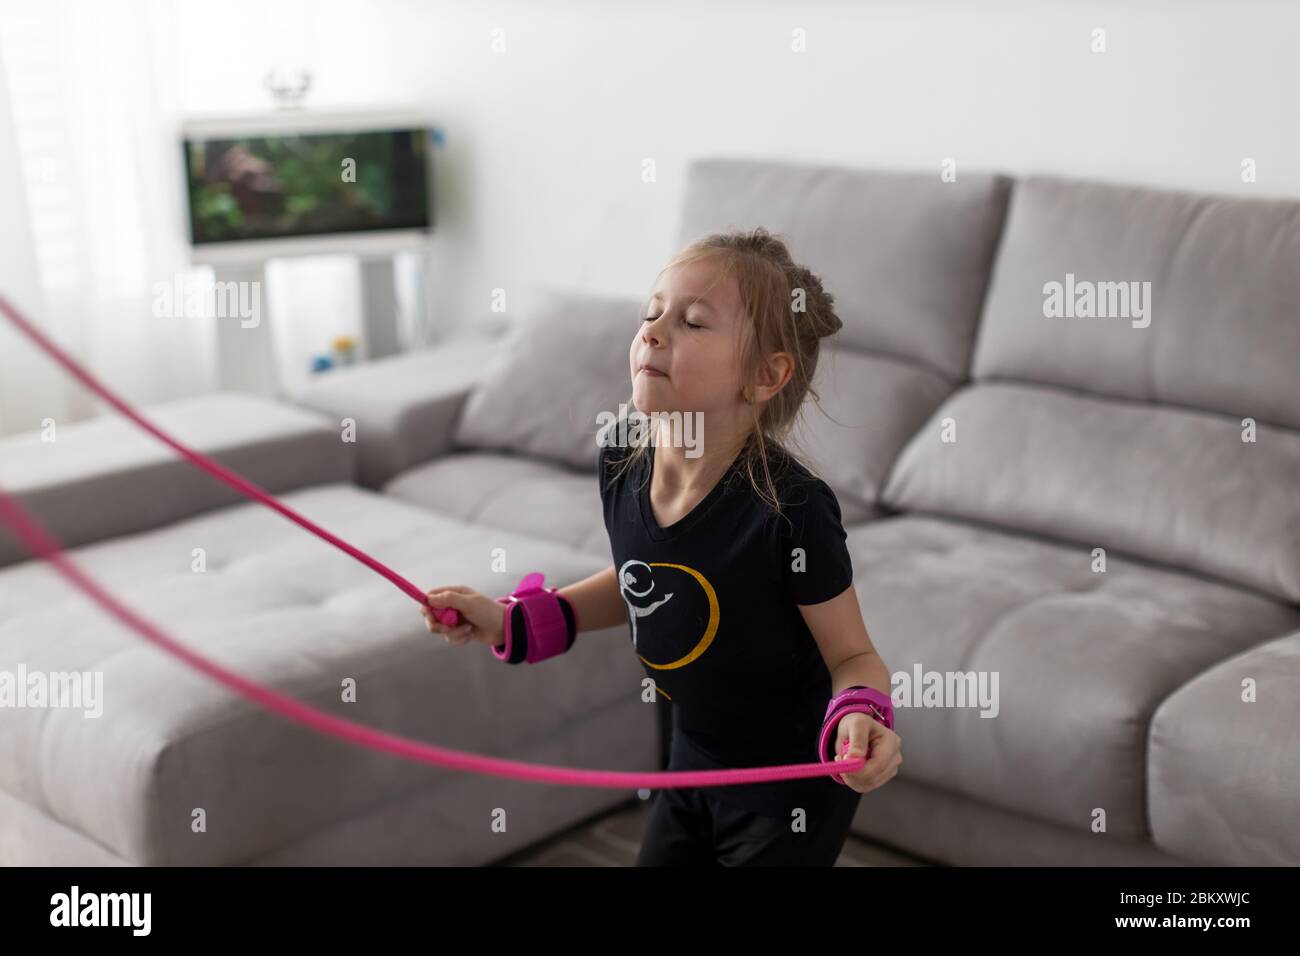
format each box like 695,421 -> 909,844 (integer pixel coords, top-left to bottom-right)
650,421 -> 751,496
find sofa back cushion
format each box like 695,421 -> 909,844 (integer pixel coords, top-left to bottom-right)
450,285 -> 954,523
882,382 -> 1300,603
677,158 -> 1012,381
454,287 -> 640,471
972,175 -> 1300,430
887,174 -> 1300,603
792,346 -> 952,523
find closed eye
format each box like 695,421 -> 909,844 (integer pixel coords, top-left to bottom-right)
643,314 -> 703,330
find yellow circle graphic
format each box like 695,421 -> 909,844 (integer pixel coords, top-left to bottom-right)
638,562 -> 720,671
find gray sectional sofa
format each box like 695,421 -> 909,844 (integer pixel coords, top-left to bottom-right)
1,157 -> 1296,866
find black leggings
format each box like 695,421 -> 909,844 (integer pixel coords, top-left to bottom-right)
636,784 -> 862,867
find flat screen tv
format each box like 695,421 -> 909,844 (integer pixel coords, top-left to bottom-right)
181,109 -> 434,263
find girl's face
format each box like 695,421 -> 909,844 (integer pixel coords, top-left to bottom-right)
630,257 -> 747,417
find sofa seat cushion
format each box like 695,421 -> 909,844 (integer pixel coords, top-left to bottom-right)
383,452 -> 613,559
882,382 -> 1300,603
0,484 -> 644,864
0,393 -> 355,568
1148,628 -> 1300,865
844,515 -> 1300,841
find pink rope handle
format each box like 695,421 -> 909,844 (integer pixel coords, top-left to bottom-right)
0,294 -> 866,790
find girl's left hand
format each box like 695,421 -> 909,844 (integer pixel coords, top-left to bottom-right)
833,711 -> 901,793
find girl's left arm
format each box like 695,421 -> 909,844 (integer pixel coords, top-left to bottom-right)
800,585 -> 902,793
800,584 -> 891,698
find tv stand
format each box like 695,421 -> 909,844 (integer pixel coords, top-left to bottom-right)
212,252 -> 412,400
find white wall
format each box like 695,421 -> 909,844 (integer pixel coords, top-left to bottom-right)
167,0 -> 1300,337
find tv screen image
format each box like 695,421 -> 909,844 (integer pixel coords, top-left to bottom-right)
183,127 -> 431,245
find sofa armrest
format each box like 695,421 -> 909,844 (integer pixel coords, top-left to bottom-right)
0,393 -> 354,569
290,337 -> 500,489
1149,628 -> 1300,865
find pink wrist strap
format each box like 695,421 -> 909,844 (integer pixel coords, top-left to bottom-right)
818,686 -> 895,786
492,572 -> 576,664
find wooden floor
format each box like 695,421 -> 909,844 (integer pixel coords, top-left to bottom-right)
497,796 -> 934,866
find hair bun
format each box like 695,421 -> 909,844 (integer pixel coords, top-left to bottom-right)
789,264 -> 842,340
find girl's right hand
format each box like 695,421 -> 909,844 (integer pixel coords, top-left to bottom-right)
421,586 -> 506,647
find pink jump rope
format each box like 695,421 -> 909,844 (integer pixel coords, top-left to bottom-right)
0,294 -> 867,790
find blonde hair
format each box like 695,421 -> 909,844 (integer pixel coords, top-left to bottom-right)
604,226 -> 843,529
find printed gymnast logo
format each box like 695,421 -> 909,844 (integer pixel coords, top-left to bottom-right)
891,664 -> 999,718
618,559 -> 718,669
0,665 -> 103,718
595,404 -> 704,457
1042,272 -> 1152,329
49,886 -> 151,936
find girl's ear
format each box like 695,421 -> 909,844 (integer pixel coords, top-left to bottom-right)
754,352 -> 795,401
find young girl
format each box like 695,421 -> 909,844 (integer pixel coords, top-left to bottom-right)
422,227 -> 902,866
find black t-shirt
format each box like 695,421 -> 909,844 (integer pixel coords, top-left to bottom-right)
597,438 -> 858,819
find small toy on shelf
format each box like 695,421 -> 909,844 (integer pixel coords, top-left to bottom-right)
332,335 -> 357,367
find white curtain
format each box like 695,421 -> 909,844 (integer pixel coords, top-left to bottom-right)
0,0 -> 216,437
0,34 -> 59,435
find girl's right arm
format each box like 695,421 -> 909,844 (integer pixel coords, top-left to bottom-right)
558,564 -> 626,633
422,565 -> 625,645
